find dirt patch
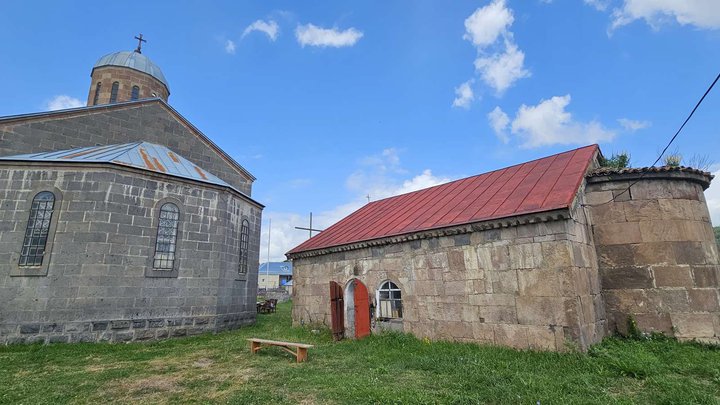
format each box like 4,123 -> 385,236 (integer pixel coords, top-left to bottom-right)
193,358 -> 214,368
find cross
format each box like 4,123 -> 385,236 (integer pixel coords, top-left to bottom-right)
294,212 -> 324,239
134,34 -> 147,54
366,194 -> 371,203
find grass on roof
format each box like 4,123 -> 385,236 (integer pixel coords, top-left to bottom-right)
1,302 -> 720,404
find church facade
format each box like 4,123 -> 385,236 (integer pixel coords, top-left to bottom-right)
288,146 -> 720,351
0,44 -> 262,344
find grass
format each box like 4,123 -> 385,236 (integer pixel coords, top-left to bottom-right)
1,303 -> 720,404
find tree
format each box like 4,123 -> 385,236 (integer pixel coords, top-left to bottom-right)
715,226 -> 720,247
599,152 -> 631,169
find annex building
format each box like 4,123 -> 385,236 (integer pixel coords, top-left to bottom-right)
0,41 -> 263,344
288,145 -> 720,351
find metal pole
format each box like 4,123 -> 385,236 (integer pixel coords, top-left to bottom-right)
266,218 -> 271,286
309,212 -> 313,238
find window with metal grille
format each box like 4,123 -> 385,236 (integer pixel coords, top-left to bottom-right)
109,81 -> 119,103
131,85 -> 140,100
239,219 -> 249,274
19,191 -> 56,267
93,82 -> 102,105
377,281 -> 403,319
153,203 -> 180,270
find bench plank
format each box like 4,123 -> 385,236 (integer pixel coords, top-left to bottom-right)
247,338 -> 314,363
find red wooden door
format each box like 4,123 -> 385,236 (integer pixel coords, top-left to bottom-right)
329,281 -> 345,341
353,279 -> 371,339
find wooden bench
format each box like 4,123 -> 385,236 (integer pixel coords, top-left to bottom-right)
247,338 -> 314,363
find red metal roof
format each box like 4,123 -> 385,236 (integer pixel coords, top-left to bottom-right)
288,145 -> 598,255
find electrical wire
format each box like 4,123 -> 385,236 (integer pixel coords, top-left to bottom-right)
585,71 -> 720,207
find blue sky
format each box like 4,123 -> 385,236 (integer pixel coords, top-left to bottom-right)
1,0 -> 719,261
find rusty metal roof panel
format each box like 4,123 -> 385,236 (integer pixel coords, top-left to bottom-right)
0,142 -> 232,189
288,145 -> 599,255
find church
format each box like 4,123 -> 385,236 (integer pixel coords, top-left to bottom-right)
288,146 -> 720,351
0,38 -> 263,344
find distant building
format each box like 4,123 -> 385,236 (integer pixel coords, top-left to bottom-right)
288,145 -> 720,350
0,41 -> 263,345
258,262 -> 293,289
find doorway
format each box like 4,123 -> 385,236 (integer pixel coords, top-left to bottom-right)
344,279 -> 371,339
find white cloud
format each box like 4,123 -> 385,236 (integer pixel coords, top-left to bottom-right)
224,40 -> 236,54
260,149 -> 452,261
452,80 -> 475,108
242,19 -> 280,41
509,94 -> 616,148
607,0 -> 720,30
45,95 -> 84,111
474,40 -> 530,95
618,118 -> 651,131
295,24 -> 363,48
457,0 -> 530,100
488,106 -> 510,143
584,0 -> 610,11
463,0 -> 514,47
705,169 -> 720,226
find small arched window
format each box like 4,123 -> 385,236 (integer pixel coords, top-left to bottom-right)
109,81 -> 119,103
92,82 -> 102,105
377,281 -> 403,319
19,191 -> 56,267
131,85 -> 140,100
153,203 -> 180,270
238,219 -> 250,274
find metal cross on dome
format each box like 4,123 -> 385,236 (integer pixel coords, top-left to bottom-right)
134,34 -> 147,54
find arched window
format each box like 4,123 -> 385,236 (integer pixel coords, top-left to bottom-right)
109,81 -> 119,103
377,281 -> 403,319
238,219 -> 249,274
131,85 -> 140,100
19,191 -> 56,267
92,82 -> 102,105
153,203 -> 180,270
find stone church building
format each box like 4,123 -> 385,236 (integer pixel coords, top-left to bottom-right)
0,43 -> 263,344
288,145 -> 720,351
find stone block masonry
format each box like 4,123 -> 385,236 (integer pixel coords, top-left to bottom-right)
586,168 -> 720,343
291,205 -> 604,351
0,164 -> 262,345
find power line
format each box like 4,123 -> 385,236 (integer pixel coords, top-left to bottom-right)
587,70 -> 720,207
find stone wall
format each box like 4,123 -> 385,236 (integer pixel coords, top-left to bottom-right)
87,66 -> 170,106
586,168 -> 720,342
0,164 -> 262,344
291,207 -> 604,351
0,100 -> 253,195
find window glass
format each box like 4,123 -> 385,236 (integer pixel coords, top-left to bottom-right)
93,82 -> 102,105
110,81 -> 119,103
239,219 -> 250,274
19,191 -> 55,267
377,281 -> 403,319
153,203 -> 179,270
131,85 -> 140,100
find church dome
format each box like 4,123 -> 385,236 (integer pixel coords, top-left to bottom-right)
93,51 -> 169,91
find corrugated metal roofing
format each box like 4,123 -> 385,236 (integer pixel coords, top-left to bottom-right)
94,51 -> 169,90
258,262 -> 293,275
0,142 -> 232,189
288,145 -> 599,255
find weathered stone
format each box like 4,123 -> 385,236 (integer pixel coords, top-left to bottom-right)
693,266 -> 719,287
671,313 -> 715,338
653,266 -> 693,288
688,289 -> 720,312
516,296 -> 565,326
110,320 -> 131,330
20,324 -> 41,334
600,267 -> 653,289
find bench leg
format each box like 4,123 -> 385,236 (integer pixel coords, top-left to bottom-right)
296,347 -> 308,363
250,341 -> 261,354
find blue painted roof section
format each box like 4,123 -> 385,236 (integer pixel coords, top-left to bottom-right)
258,262 -> 293,275
94,51 -> 169,91
0,142 -> 232,189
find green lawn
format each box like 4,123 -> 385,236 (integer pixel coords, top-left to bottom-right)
1,303 -> 720,404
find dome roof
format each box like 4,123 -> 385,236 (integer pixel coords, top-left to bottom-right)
93,51 -> 169,91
